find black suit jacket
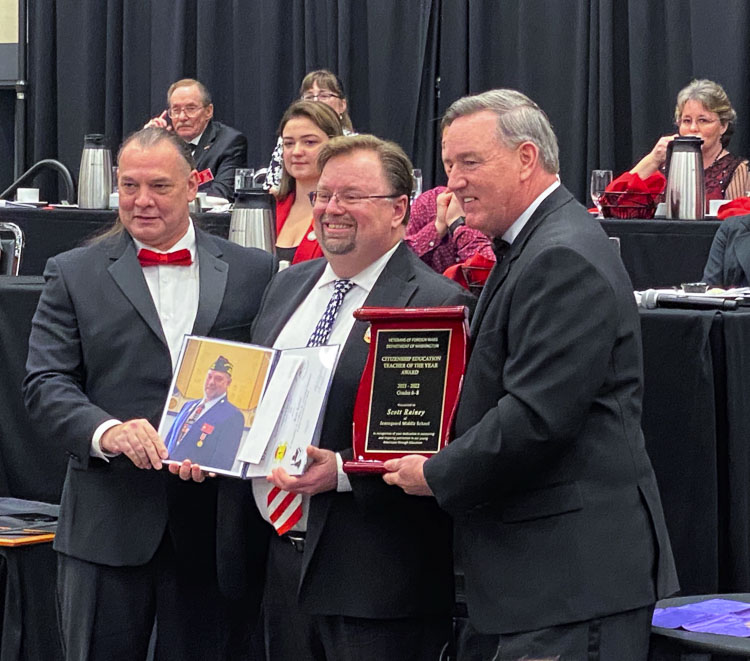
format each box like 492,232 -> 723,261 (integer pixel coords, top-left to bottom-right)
703,213 -> 750,287
193,119 -> 247,199
226,243 -> 475,618
23,228 -> 274,585
425,186 -> 679,634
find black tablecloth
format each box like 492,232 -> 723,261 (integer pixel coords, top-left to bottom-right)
0,276 -> 66,502
602,219 -> 721,289
0,207 -> 231,276
0,542 -> 62,661
0,207 -> 724,290
640,309 -> 750,596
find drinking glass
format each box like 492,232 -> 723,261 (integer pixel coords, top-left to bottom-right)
411,168 -> 423,201
234,168 -> 255,193
590,169 -> 613,217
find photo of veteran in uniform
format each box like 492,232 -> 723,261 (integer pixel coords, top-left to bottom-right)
165,355 -> 245,471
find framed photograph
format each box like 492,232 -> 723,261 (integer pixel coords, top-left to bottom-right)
160,336 -> 275,477
160,335 -> 339,478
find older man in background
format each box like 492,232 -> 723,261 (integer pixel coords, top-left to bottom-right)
146,78 -> 247,199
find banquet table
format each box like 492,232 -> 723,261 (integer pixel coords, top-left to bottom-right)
600,218 -> 721,289
0,206 -> 724,290
639,308 -> 750,596
0,207 -> 230,276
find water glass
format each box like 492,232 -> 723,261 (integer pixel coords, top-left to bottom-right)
411,169 -> 423,201
590,169 -> 613,217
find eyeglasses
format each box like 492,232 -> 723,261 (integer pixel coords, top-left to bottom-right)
309,190 -> 398,207
167,105 -> 205,118
301,92 -> 340,102
679,117 -> 720,128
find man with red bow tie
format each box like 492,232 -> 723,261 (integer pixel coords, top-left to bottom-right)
23,127 -> 275,660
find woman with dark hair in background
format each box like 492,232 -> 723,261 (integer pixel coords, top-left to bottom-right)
264,69 -> 353,193
274,101 -> 343,266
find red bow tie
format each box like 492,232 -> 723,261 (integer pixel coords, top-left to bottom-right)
137,248 -> 193,267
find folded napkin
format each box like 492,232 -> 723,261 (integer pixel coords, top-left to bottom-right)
606,171 -> 666,194
443,253 -> 496,292
717,197 -> 750,220
600,171 -> 664,219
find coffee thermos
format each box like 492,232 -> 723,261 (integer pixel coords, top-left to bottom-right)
229,170 -> 276,254
78,134 -> 113,209
665,136 -> 705,220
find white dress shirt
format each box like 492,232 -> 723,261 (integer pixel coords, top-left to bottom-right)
91,220 -> 200,458
502,178 -> 560,244
252,242 -> 401,532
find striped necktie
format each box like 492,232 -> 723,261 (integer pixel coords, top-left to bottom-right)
267,279 -> 355,535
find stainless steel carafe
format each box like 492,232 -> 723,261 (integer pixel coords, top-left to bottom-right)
78,134 -> 112,209
665,136 -> 705,220
229,172 -> 276,253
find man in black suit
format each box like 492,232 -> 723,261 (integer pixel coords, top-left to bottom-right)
212,134 -> 474,660
146,78 -> 247,199
23,127 -> 275,660
385,90 -> 679,660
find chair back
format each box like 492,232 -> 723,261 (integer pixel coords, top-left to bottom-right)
0,222 -> 24,275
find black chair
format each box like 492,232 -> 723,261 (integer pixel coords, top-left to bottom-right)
0,222 -> 24,275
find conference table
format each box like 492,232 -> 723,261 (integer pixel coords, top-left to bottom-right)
600,218 -> 722,289
0,206 -> 723,289
0,207 -> 231,277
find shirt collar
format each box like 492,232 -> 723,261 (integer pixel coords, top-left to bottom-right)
316,241 -> 402,295
132,218 -> 197,259
502,178 -> 560,244
189,129 -> 206,147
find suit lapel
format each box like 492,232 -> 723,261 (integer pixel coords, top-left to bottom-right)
194,121 -> 218,168
193,229 -> 228,336
256,261 -> 327,346
333,243 -> 419,384
470,186 -> 575,335
107,232 -> 168,346
304,244 -> 418,568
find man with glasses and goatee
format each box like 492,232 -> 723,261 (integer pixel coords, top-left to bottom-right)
176,134 -> 475,660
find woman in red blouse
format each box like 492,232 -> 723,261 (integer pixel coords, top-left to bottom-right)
275,101 -> 343,266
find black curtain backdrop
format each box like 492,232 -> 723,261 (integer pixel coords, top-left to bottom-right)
18,0 -> 750,204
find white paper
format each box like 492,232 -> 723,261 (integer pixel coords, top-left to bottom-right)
236,355 -> 304,464
242,344 -> 340,478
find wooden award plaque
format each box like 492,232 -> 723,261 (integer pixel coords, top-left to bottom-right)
343,306 -> 469,474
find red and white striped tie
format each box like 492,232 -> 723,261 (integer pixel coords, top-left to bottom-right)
266,279 -> 354,536
267,486 -> 303,535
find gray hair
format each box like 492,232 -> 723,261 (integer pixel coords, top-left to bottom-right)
167,78 -> 212,107
117,126 -> 196,172
674,79 -> 736,148
441,89 -> 559,174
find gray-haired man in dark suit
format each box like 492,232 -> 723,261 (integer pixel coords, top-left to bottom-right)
385,89 -> 679,661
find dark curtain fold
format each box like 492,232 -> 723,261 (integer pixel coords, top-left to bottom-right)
18,0 -> 750,205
